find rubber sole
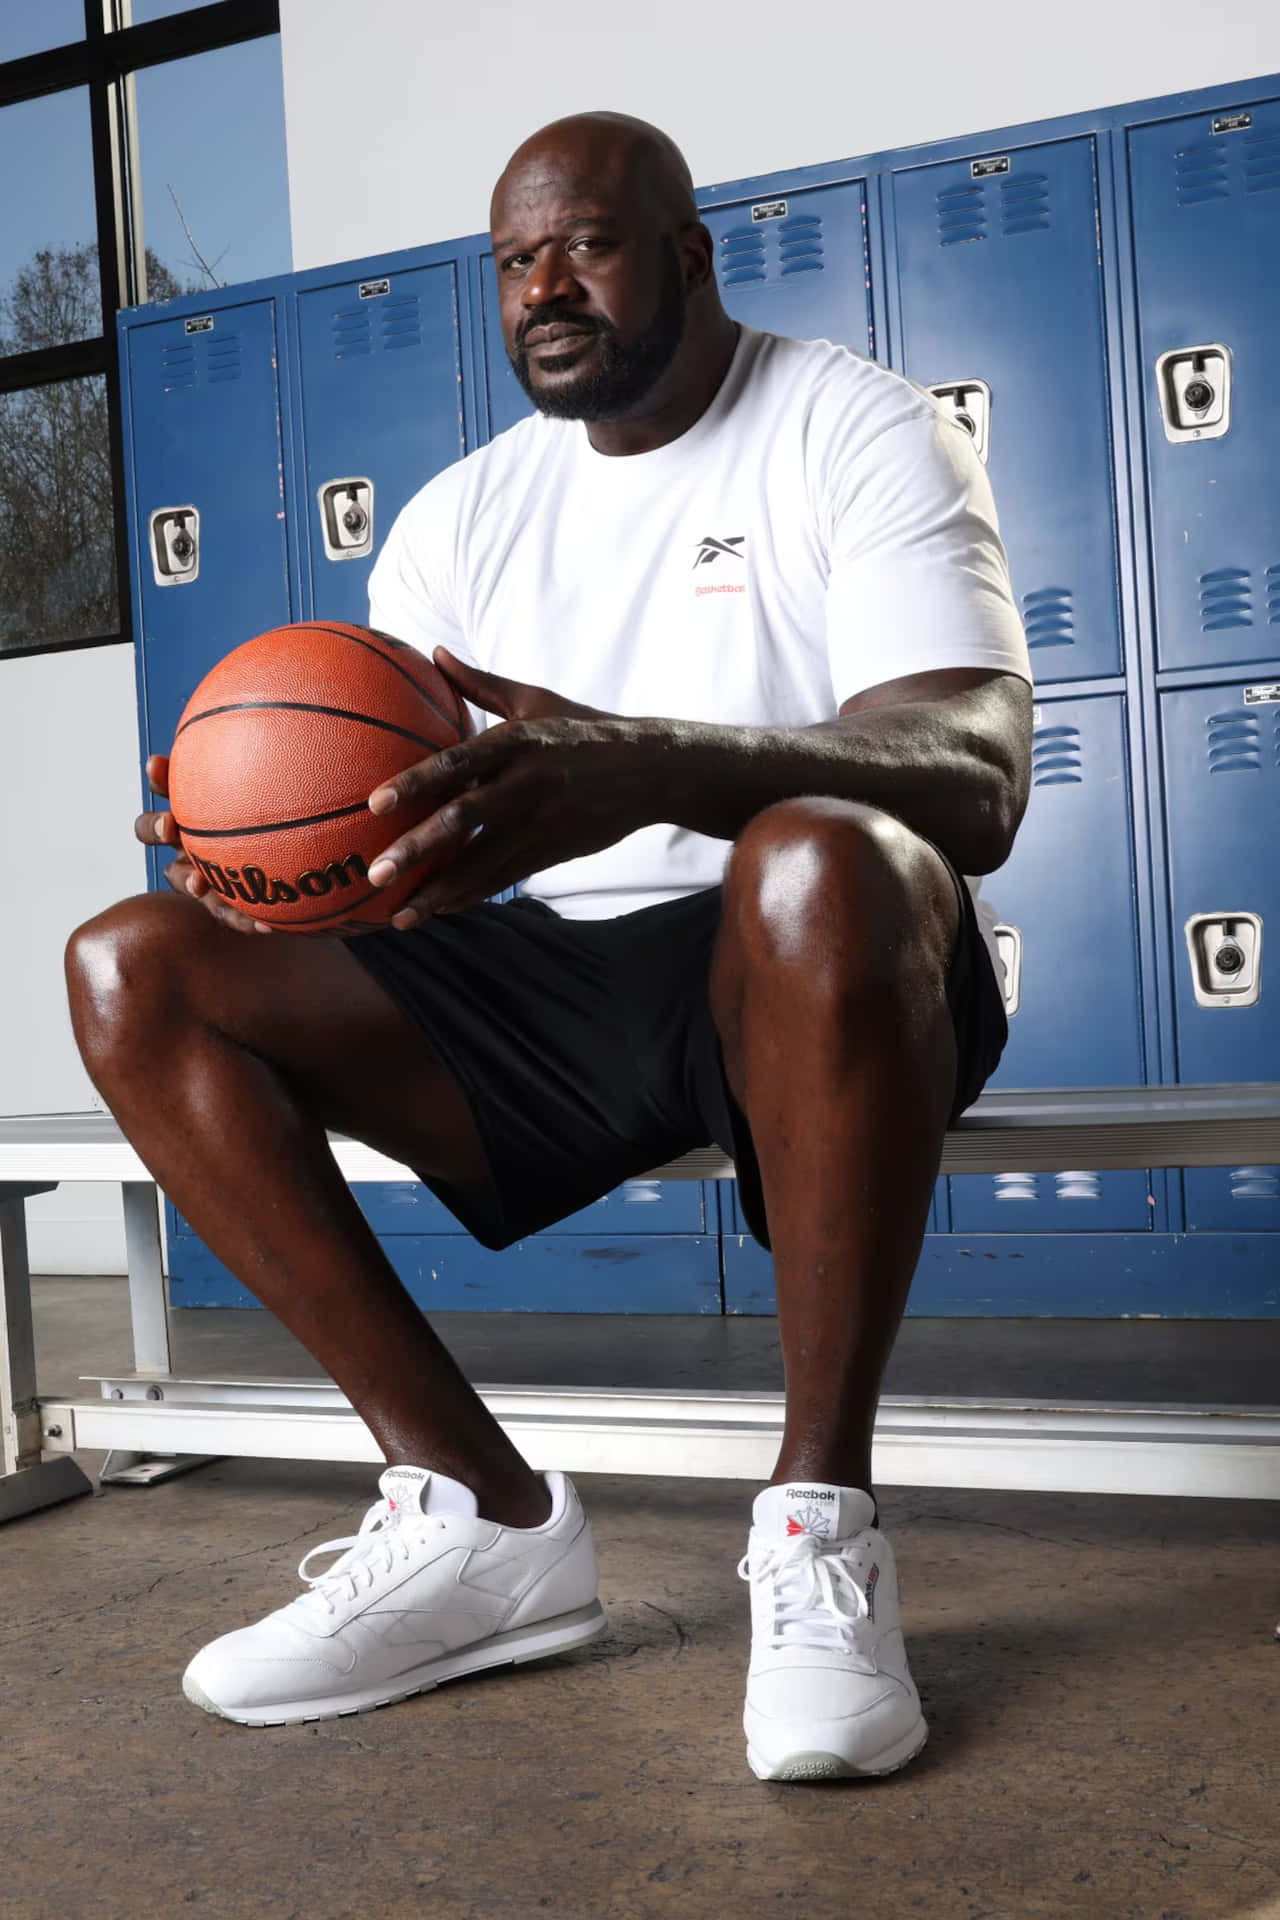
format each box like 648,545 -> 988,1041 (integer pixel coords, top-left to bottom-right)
746,1714 -> 928,1783
182,1600 -> 607,1727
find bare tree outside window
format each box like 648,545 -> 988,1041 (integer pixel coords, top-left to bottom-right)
0,243 -> 195,652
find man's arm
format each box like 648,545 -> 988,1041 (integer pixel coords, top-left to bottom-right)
643,666 -> 1032,878
363,654 -> 1032,922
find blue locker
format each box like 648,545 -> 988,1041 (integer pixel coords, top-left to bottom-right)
295,256 -> 471,623
124,293 -> 294,772
699,178 -> 873,355
890,137 -> 1122,683
949,693 -> 1150,1231
1128,97 -> 1280,673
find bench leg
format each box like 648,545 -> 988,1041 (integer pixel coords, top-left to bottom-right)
123,1182 -> 171,1375
0,1187 -> 93,1523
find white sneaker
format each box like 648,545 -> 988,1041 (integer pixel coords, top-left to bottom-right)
739,1481 -> 927,1781
182,1465 -> 605,1726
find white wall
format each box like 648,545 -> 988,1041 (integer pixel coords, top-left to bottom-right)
1,642 -> 147,1271
281,0 -> 1280,267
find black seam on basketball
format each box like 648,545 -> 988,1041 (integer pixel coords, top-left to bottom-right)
174,699 -> 445,752
174,799 -> 371,838
305,623 -> 465,737
266,889 -> 383,927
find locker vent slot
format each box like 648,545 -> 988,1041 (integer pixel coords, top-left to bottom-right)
936,184 -> 986,246
1055,1171 -> 1102,1202
380,293 -> 423,350
330,305 -> 372,358
1174,138 -> 1230,207
1200,566 -> 1252,629
1244,130 -> 1280,193
999,172 -> 1051,235
993,1173 -> 1038,1202
1022,585 -> 1074,649
1229,1167 -> 1280,1200
719,226 -> 766,286
159,343 -> 197,391
1205,710 -> 1260,773
1267,564 -> 1280,623
203,334 -> 242,384
718,214 -> 825,286
1031,722 -> 1082,785
158,332 -> 241,389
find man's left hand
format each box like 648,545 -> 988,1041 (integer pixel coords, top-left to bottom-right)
366,645 -> 657,925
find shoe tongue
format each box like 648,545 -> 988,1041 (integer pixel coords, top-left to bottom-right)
378,1465 -> 478,1520
752,1481 -> 875,1543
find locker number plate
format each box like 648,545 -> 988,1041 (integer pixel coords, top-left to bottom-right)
751,200 -> 787,222
1244,684 -> 1280,705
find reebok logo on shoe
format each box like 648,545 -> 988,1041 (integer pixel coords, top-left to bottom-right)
783,1487 -> 837,1538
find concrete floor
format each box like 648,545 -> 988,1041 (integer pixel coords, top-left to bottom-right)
5,1282 -> 1280,1920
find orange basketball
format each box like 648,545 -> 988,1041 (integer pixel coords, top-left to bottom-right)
167,621 -> 471,932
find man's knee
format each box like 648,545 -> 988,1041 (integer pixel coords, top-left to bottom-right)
723,798 -> 956,977
65,892 -> 201,1063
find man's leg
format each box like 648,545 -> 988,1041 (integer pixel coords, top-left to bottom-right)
710,796 -> 960,1492
709,796 -> 960,1781
66,890 -> 550,1528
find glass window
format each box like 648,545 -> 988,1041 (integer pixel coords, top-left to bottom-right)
133,37 -> 292,292
0,3 -> 86,64
0,91 -> 100,353
0,376 -> 119,652
126,0 -> 228,20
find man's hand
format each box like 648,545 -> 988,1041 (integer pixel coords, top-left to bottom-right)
366,646 -> 656,926
135,754 -> 272,935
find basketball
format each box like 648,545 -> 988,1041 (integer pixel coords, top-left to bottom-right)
166,621 -> 471,931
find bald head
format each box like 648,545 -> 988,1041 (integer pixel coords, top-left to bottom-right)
487,111 -> 734,436
492,112 -> 698,235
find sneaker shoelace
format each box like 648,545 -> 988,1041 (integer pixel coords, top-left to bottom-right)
737,1534 -> 876,1658
292,1498 -> 449,1619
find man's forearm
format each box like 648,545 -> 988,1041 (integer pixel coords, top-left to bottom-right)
629,693 -> 1027,877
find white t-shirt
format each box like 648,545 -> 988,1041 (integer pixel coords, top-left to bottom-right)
369,325 -> 1031,944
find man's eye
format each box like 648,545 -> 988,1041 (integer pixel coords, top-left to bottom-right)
501,255 -> 532,273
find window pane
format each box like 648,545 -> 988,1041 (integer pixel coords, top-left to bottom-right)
0,91 -> 100,353
0,376 -> 119,653
126,0 -> 224,19
134,37 -> 291,292
0,2 -> 86,62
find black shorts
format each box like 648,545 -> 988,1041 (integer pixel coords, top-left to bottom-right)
344,857 -> 1007,1253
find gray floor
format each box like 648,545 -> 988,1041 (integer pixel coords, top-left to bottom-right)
7,1279 -> 1280,1920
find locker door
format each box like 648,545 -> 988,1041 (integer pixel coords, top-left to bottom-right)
297,261 -> 469,623
700,178 -> 873,354
127,297 -> 292,773
949,693 -> 1150,1231
1163,682 -> 1280,1226
891,138 -> 1122,682
1129,99 -> 1280,673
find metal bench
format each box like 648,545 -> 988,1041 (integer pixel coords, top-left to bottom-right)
5,1086 -> 1280,1524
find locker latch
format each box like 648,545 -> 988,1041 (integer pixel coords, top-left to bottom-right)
318,478 -> 374,561
1154,344 -> 1232,443
993,922 -> 1022,1017
928,380 -> 991,464
148,506 -> 199,587
1184,911 -> 1262,1008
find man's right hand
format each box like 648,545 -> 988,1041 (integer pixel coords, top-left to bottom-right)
136,754 -> 271,935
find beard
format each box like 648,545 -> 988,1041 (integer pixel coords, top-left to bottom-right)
510,242 -> 688,422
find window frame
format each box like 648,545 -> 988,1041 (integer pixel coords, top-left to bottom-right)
0,0 -> 280,659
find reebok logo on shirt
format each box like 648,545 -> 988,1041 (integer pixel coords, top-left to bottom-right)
692,534 -> 745,569
693,534 -> 746,595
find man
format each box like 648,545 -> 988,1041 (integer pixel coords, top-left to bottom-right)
66,110 -> 1032,1782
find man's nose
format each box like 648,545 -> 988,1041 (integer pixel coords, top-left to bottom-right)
522,245 -> 581,312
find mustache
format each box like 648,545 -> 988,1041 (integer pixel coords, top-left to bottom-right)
515,307 -> 611,349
